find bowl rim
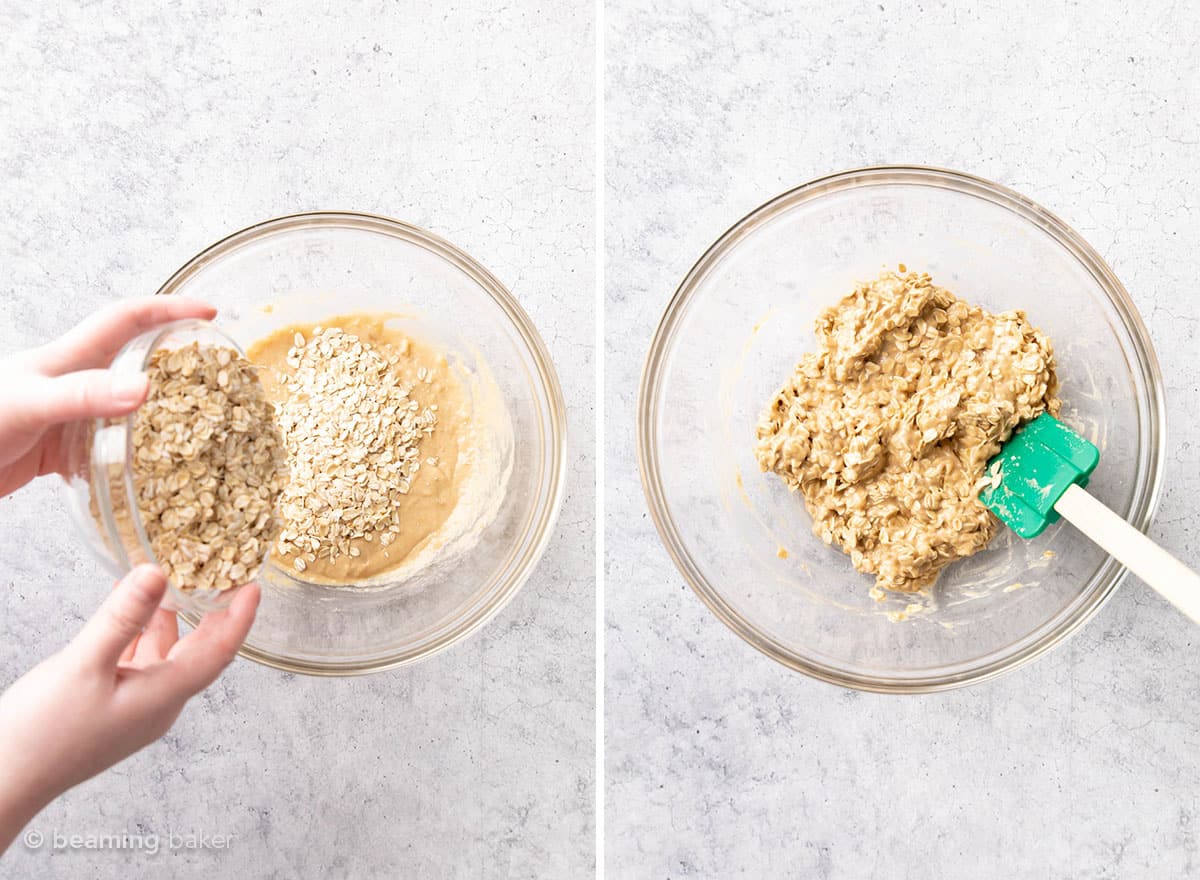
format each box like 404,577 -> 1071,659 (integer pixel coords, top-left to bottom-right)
156,210 -> 568,676
636,164 -> 1167,693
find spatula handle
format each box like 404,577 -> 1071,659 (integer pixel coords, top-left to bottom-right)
1054,483 -> 1200,625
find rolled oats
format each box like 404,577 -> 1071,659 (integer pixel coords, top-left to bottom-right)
132,342 -> 288,592
755,270 -> 1060,594
272,326 -> 438,564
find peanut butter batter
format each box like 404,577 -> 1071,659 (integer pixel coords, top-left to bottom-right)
248,314 -> 471,584
755,270 -> 1060,594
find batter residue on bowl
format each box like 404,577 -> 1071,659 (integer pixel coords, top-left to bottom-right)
755,269 -> 1060,594
247,314 -> 474,584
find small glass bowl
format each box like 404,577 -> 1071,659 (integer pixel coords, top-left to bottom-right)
638,166 -> 1166,693
61,319 -> 253,613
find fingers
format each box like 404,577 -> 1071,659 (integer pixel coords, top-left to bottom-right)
132,607 -> 180,665
120,632 -> 139,666
34,297 -> 217,375
157,583 -> 260,696
71,565 -> 168,669
11,370 -> 149,432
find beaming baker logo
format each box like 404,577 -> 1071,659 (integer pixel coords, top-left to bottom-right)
23,828 -> 234,854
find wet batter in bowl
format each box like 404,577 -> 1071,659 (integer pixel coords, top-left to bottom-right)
755,270 -> 1060,594
248,314 -> 473,584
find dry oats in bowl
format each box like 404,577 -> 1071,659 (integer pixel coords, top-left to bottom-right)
93,212 -> 566,675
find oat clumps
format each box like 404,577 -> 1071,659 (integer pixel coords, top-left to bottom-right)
132,343 -> 288,591
755,270 -> 1060,594
273,326 -> 438,571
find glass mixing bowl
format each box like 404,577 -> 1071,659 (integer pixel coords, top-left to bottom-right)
67,212 -> 566,675
638,166 -> 1165,693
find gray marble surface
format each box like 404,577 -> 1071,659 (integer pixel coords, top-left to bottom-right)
606,1 -> 1200,877
0,2 -> 593,878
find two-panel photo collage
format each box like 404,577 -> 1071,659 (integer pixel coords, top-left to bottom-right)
1,2 -> 1198,878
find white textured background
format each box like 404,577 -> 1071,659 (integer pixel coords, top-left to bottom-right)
606,1 -> 1200,877
0,2 -> 594,877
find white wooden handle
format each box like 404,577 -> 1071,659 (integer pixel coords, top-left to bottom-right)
1054,483 -> 1200,625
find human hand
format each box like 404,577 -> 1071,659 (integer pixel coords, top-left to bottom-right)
0,296 -> 217,498
0,565 -> 259,852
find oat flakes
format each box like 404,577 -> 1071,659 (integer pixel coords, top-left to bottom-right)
271,326 -> 438,569
132,343 -> 288,592
755,270 -> 1060,593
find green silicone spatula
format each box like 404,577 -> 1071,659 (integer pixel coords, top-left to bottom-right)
980,413 -> 1200,623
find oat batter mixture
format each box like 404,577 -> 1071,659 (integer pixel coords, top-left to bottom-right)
755,270 -> 1060,593
247,314 -> 471,584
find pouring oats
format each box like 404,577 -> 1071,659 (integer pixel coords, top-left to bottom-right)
131,342 -> 288,592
